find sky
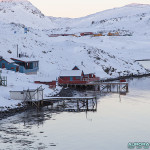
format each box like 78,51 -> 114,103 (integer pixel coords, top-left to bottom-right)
29,0 -> 150,18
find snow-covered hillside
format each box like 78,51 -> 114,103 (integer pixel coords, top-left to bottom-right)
53,3 -> 150,36
0,0 -> 150,107
0,0 -> 56,29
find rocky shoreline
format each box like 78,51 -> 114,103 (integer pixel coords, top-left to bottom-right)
0,106 -> 28,120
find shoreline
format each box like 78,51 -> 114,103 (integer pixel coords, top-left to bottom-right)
0,73 -> 150,120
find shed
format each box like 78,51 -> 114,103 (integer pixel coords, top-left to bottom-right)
10,87 -> 44,101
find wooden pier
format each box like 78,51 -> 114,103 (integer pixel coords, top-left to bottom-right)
43,97 -> 97,112
89,82 -> 129,94
25,97 -> 97,112
62,81 -> 129,94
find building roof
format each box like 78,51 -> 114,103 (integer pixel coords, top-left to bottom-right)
60,70 -> 83,77
72,66 -> 80,70
0,57 -> 15,63
11,58 -> 39,63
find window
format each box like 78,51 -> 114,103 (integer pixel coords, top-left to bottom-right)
75,77 -> 80,80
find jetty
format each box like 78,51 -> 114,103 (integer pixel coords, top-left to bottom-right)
62,81 -> 129,94
27,97 -> 97,112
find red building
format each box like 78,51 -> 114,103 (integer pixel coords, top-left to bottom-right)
80,32 -> 94,36
58,66 -> 100,85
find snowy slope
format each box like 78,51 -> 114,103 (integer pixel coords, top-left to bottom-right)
53,3 -> 150,36
0,0 -> 56,29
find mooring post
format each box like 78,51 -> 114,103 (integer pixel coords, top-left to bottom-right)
77,100 -> 79,111
126,83 -> 129,92
117,85 -> 118,93
86,99 -> 89,111
110,84 -> 111,92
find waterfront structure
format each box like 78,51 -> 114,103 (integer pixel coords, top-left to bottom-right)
58,66 -> 100,85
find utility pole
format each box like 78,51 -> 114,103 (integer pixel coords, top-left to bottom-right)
17,44 -> 19,58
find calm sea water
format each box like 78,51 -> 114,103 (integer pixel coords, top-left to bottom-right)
0,77 -> 150,150
0,61 -> 150,150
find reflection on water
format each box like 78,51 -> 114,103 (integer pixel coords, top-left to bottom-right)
0,77 -> 150,150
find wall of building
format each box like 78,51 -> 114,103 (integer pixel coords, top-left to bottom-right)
10,90 -> 43,101
10,91 -> 24,100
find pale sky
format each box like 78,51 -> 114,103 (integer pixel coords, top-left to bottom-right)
29,0 -> 150,18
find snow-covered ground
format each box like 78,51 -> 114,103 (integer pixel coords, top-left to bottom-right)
0,0 -> 150,108
0,68 -> 62,110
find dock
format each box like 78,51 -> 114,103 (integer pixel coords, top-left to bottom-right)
90,82 -> 129,94
43,97 -> 97,112
26,97 -> 97,112
61,81 -> 129,94
43,97 -> 95,101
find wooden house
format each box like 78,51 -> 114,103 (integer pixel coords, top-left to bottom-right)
58,66 -> 100,85
58,70 -> 86,85
11,58 -> 39,74
0,57 -> 19,72
0,57 -> 39,74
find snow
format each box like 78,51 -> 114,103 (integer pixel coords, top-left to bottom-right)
60,70 -> 82,77
0,0 -> 150,109
11,57 -> 38,62
1,57 -> 14,63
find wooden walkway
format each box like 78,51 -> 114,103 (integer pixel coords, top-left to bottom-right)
26,97 -> 97,112
43,97 -> 95,102
93,82 -> 128,94
63,82 -> 129,94
45,97 -> 97,112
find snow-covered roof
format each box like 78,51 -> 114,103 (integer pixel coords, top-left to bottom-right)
60,70 -> 82,77
11,58 -> 39,62
1,58 -> 15,63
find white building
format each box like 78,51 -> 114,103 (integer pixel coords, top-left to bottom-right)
10,87 -> 44,101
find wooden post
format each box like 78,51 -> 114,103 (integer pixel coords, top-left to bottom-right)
77,100 -> 79,111
86,99 -> 89,111
126,83 -> 129,92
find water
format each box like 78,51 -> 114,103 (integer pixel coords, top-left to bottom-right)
0,77 -> 150,150
138,60 -> 150,71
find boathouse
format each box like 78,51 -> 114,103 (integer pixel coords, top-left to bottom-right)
58,66 -> 100,85
0,56 -> 39,74
58,70 -> 85,85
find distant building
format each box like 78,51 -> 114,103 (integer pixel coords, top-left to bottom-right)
80,32 -> 94,36
0,57 -> 39,74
